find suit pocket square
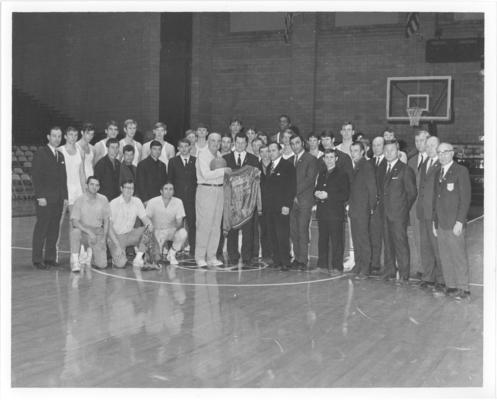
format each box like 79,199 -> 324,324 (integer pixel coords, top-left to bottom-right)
447,183 -> 454,191
392,176 -> 399,180
276,173 -> 281,176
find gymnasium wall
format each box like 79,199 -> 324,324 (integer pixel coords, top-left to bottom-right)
190,12 -> 484,147
12,13 -> 161,138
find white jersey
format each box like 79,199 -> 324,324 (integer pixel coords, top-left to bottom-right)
58,145 -> 83,205
76,141 -> 94,179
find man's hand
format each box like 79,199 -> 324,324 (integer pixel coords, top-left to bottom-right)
87,230 -> 97,242
37,198 -> 47,207
432,221 -> 438,238
281,207 -> 289,215
224,167 -> 232,175
63,199 -> 69,208
453,221 -> 463,236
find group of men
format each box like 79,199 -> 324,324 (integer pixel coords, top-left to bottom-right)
29,115 -> 473,300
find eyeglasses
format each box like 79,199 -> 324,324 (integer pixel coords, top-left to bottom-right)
437,150 -> 454,155
122,186 -> 134,190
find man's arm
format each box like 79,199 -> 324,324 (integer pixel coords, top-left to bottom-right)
366,165 -> 377,212
456,166 -> 472,224
404,165 -> 417,210
297,156 -> 319,198
197,151 -> 227,180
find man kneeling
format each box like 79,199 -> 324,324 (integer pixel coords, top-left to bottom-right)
108,179 -> 153,268
146,182 -> 188,264
70,176 -> 110,272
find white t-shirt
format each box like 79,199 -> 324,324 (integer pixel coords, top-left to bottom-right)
146,196 -> 185,231
109,195 -> 147,235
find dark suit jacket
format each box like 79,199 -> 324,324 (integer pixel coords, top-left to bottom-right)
433,162 -> 471,230
416,158 -> 441,221
263,158 -> 296,212
349,158 -> 377,218
94,156 -> 121,201
407,152 -> 426,224
259,160 -> 271,209
288,151 -> 319,208
32,146 -> 68,203
136,156 -> 168,203
370,156 -> 387,205
168,155 -> 197,207
223,151 -> 259,169
318,149 -> 354,185
119,163 -> 136,186
382,159 -> 417,221
315,167 -> 350,220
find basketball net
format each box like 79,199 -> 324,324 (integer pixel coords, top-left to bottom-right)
406,107 -> 423,127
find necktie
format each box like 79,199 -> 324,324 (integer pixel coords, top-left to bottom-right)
269,161 -> 274,174
426,159 -> 432,173
237,154 -> 242,167
376,157 -> 380,166
55,151 -> 58,162
183,158 -> 187,167
439,167 -> 445,182
418,154 -> 424,171
294,155 -> 298,167
386,162 -> 392,175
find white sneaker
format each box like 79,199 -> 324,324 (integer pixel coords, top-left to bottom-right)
84,248 -> 93,266
196,259 -> 207,267
208,258 -> 224,267
167,250 -> 178,265
132,254 -> 144,268
71,260 -> 81,273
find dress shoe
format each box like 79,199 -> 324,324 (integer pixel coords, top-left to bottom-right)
454,290 -> 471,301
33,262 -> 48,270
419,281 -> 434,289
44,260 -> 59,268
380,273 -> 396,281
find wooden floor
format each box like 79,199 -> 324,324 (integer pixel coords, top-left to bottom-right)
10,216 -> 484,388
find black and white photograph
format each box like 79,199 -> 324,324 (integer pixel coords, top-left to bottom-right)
1,1 -> 495,398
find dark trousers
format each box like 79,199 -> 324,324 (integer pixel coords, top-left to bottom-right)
317,217 -> 345,271
267,210 -> 290,267
259,211 -> 272,258
419,218 -> 444,284
217,218 -> 225,258
252,211 -> 261,258
184,202 -> 196,256
289,203 -> 313,264
350,215 -> 372,274
369,206 -> 384,269
32,201 -> 64,264
227,214 -> 255,263
383,216 -> 410,279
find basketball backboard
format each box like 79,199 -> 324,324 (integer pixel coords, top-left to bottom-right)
386,76 -> 452,122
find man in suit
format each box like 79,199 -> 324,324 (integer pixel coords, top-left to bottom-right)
31,127 -> 68,269
271,114 -> 291,143
141,122 -> 176,168
263,142 -> 296,271
94,137 -> 121,201
369,136 -> 387,273
433,142 -> 472,301
168,138 -> 197,256
119,144 -> 137,186
416,136 -> 444,294
223,133 -> 259,266
258,144 -> 273,261
314,149 -> 350,275
136,140 -> 168,205
348,142 -> 377,278
381,140 -> 417,283
289,134 -> 319,270
407,130 -> 430,279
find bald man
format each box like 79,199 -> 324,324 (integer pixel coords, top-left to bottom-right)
195,132 -> 232,268
433,142 -> 471,301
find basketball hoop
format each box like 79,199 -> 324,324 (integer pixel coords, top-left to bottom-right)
406,107 -> 423,126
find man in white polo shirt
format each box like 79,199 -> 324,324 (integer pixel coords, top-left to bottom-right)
108,179 -> 154,268
146,182 -> 188,265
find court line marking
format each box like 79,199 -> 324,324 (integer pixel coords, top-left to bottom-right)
10,246 -> 485,287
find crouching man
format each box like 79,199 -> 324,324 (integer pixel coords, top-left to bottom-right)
69,176 -> 110,272
108,179 -> 154,268
146,182 -> 188,264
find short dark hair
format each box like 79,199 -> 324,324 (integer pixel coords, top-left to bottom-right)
177,138 -> 191,147
323,148 -> 338,157
229,117 -> 242,126
150,140 -> 162,149
48,126 -> 62,135
279,114 -> 291,123
384,139 -> 399,148
341,121 -> 355,130
196,123 -> 208,131
120,179 -> 134,188
307,132 -> 319,141
66,126 -> 78,135
320,129 -> 334,139
106,137 -> 119,147
86,175 -> 99,185
105,120 -> 118,130
161,182 -> 174,190
122,144 -> 135,154
351,141 -> 365,152
221,132 -> 232,141
268,141 -> 282,151
81,122 -> 95,132
154,122 -> 167,130
290,134 -> 304,144
235,133 -> 248,143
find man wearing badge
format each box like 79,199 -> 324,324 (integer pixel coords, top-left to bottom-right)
432,142 -> 472,301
